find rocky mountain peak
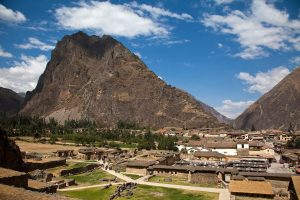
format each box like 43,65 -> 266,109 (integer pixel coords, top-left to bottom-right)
21,32 -> 225,129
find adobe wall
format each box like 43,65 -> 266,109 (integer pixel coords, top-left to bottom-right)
190,172 -> 218,184
60,164 -> 100,176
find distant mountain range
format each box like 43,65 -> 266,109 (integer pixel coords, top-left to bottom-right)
0,87 -> 24,115
18,31 -> 227,129
234,67 -> 300,130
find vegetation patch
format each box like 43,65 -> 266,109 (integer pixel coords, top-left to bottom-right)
122,173 -> 143,180
148,175 -> 218,188
60,184 -> 218,200
65,169 -> 116,185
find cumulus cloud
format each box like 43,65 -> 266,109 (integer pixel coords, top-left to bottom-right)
55,1 -> 170,38
290,56 -> 300,65
128,2 -> 193,21
0,55 -> 48,92
0,46 -> 13,58
15,37 -> 55,51
202,0 -> 300,59
0,4 -> 26,23
237,66 -> 290,94
214,0 -> 234,5
216,99 -> 254,119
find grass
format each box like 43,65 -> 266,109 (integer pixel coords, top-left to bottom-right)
65,169 -> 116,185
148,175 -> 218,188
122,173 -> 143,180
60,184 -> 218,200
61,186 -> 115,200
46,162 -> 93,175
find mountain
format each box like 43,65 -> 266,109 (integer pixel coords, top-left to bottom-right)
234,67 -> 300,130
200,102 -> 232,124
0,87 -> 24,115
20,31 -> 225,129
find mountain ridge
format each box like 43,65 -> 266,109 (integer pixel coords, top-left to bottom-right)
234,66 -> 300,130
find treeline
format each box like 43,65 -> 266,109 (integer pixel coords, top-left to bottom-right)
0,113 -> 178,151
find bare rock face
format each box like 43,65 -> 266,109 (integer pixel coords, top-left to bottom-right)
0,87 -> 24,115
21,31 -> 223,129
234,67 -> 300,130
0,128 -> 24,171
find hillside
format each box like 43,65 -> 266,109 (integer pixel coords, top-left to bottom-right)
234,67 -> 300,130
0,87 -> 24,115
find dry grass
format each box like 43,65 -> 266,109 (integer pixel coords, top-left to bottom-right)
16,140 -> 80,154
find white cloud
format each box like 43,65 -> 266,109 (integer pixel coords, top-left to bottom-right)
55,1 -> 169,38
237,66 -> 290,94
15,37 -> 55,51
214,0 -> 234,5
202,0 -> 300,59
0,46 -> 13,58
217,43 -> 223,48
128,2 -> 193,21
0,55 -> 48,92
0,4 -> 26,23
158,76 -> 163,80
291,56 -> 300,65
164,39 -> 190,45
216,100 -> 254,119
134,52 -> 142,58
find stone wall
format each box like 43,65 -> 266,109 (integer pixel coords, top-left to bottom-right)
60,164 -> 100,176
0,173 -> 28,188
190,172 -> 218,185
153,170 -> 188,179
25,159 -> 66,172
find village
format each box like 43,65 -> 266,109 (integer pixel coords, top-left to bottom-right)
0,126 -> 299,200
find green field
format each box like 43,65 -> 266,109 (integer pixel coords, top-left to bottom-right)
66,169 -> 117,185
122,173 -> 143,180
46,162 -> 93,176
148,175 -> 218,188
60,184 -> 218,200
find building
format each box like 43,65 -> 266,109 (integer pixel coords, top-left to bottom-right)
125,160 -> 156,175
289,176 -> 300,200
193,151 -> 226,162
227,158 -> 269,172
229,180 -> 274,199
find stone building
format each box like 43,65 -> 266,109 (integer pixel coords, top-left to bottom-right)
126,160 -> 156,175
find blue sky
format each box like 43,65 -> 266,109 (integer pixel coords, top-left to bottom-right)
0,0 -> 299,119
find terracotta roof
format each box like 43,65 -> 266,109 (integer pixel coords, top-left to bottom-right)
194,151 -> 225,158
229,180 -> 274,195
188,140 -> 236,148
290,176 -> 300,199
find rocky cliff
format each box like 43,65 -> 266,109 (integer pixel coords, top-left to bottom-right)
0,87 -> 24,115
21,31 -> 224,129
0,128 -> 24,171
234,67 -> 300,130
